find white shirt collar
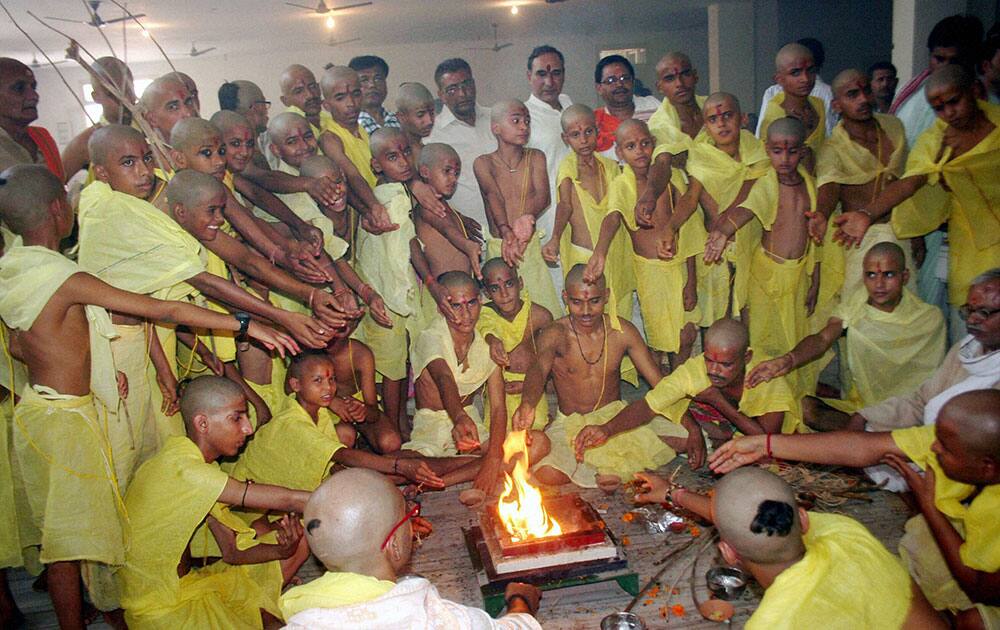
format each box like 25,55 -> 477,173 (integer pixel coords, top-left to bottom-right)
525,93 -> 573,116
435,103 -> 489,129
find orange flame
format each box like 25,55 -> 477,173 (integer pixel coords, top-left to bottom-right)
497,430 -> 561,542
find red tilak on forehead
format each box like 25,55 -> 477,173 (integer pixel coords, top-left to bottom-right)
714,105 -> 725,116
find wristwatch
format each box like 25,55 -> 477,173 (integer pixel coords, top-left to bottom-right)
234,312 -> 251,339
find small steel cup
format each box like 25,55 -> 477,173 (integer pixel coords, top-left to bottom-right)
600,611 -> 647,630
706,566 -> 749,600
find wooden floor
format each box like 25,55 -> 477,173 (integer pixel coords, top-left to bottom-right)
7,458 -> 911,630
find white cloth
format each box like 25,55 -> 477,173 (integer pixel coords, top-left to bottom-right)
755,76 -> 836,137
525,93 -> 573,238
427,104 -> 497,229
598,95 -> 663,161
866,336 -> 1000,492
894,87 -> 937,149
281,576 -> 541,630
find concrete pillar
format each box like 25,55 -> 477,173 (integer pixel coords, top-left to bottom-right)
707,1 -> 757,111
892,0 -> 969,85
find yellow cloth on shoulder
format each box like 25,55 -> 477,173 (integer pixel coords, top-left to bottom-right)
279,571 -> 395,620
120,436 -> 281,629
476,301 -> 548,430
268,160 -> 350,261
232,396 -> 344,491
892,101 -> 1000,305
319,116 -> 376,189
486,235 -> 562,318
647,95 -> 707,155
537,400 -> 675,487
644,353 -> 804,433
823,289 -> 945,413
758,92 -> 827,151
746,512 -> 913,630
686,129 -> 770,316
892,425 -> 1000,573
816,114 -> 907,187
354,183 -> 420,381
411,317 -> 495,396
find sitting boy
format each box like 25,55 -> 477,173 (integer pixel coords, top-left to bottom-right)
633,467 -> 943,629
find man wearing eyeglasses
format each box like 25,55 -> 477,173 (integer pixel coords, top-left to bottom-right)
592,54 -> 661,161
428,58 -> 497,230
349,55 -> 400,134
281,468 -> 543,629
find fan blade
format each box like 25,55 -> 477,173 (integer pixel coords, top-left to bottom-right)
191,47 -> 217,56
327,37 -> 361,46
465,47 -> 495,51
496,43 -> 513,50
45,16 -> 88,24
101,13 -> 145,25
331,1 -> 372,10
285,2 -> 316,10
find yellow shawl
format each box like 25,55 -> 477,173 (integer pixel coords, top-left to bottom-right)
816,114 -> 907,188
355,183 -> 419,316
410,316 -> 495,396
319,116 -> 376,189
758,92 -> 827,152
746,513 -> 912,630
893,425 -> 1000,573
0,245 -> 120,411
279,571 -> 394,620
647,95 -> 707,155
892,101 -> 1000,304
743,165 -> 818,235
265,159 -> 350,260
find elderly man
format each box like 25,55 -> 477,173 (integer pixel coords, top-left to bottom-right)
427,58 -> 496,229
0,58 -> 63,181
525,45 -> 572,298
281,469 -> 543,628
593,54 -> 661,160
349,55 -> 399,134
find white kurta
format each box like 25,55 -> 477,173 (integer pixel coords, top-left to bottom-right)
755,76 -> 836,137
427,104 -> 497,229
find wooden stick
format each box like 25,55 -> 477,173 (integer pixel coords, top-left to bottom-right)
26,10 -> 101,63
0,3 -> 96,125
79,0 -> 117,57
101,0 -> 177,74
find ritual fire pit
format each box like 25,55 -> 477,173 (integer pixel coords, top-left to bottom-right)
463,432 -> 638,616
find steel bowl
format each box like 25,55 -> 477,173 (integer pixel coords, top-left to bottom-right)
600,612 -> 647,630
706,566 -> 749,600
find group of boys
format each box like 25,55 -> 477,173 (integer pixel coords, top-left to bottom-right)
0,24 -> 998,628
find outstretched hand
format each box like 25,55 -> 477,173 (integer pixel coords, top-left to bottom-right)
746,355 -> 793,388
574,424 -> 609,462
832,211 -> 871,248
708,435 -> 767,473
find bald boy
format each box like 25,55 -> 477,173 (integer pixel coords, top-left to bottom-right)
711,390 -> 1000,629
120,376 -> 311,629
748,243 -> 945,430
834,65 -> 1000,313
647,51 -> 705,157
758,43 -> 827,163
395,82 -> 436,165
280,469 -> 542,628
634,467 -> 942,629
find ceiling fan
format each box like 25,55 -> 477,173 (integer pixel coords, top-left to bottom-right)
30,54 -> 66,69
45,0 -> 146,28
326,37 -> 361,47
467,23 -> 513,53
178,43 -> 218,57
285,0 -> 372,14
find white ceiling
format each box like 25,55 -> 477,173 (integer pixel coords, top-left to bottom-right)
2,0 -> 719,66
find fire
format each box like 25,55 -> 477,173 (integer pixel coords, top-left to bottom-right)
497,430 -> 561,542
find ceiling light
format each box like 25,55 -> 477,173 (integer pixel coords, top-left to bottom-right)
510,5 -> 519,14
326,15 -> 335,29
141,29 -> 151,38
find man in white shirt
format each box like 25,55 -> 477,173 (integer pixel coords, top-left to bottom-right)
755,37 -> 836,137
525,45 -> 572,299
427,58 -> 497,230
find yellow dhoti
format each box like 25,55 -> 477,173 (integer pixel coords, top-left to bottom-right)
633,254 -> 701,353
536,401 -> 677,487
0,398 -> 21,569
487,235 -> 562,318
747,248 -> 812,359
403,405 -> 485,457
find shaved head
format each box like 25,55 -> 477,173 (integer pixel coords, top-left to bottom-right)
395,82 -> 434,113
560,103 -> 595,131
481,257 -> 515,279
831,68 -> 867,96
288,351 -> 333,382
230,80 -> 265,113
304,469 -> 407,571
766,116 -> 806,143
925,64 -> 974,96
437,270 -> 478,292
656,51 -> 692,72
565,263 -> 605,291
179,376 -> 244,434
267,111 -> 310,144
299,154 -> 341,179
320,65 -> 358,99
703,92 -> 741,114
939,390 -> 1000,459
0,57 -> 30,78
714,468 -> 805,564
863,241 -> 906,269
369,126 -> 408,157
491,99 -> 528,125
91,56 -> 133,93
140,74 -> 186,110
0,164 -> 65,235
704,318 -> 749,353
169,117 -> 220,152
417,142 -> 459,171
775,43 -> 814,72
88,124 -> 146,167
166,169 -> 226,212
209,110 -> 251,136
615,118 -> 650,143
280,64 -> 315,94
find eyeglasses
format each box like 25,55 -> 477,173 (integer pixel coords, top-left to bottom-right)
381,501 -> 421,551
959,304 -> 1000,321
444,79 -> 475,97
253,100 -> 271,110
600,74 -> 633,86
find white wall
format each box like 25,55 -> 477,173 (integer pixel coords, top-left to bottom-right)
32,23 -> 709,148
